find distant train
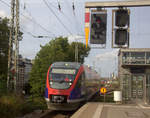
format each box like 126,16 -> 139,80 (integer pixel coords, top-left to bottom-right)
45,62 -> 100,110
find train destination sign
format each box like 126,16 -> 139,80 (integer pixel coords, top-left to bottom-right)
100,87 -> 107,94
52,69 -> 76,75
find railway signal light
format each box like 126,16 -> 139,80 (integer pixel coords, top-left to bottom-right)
90,10 -> 107,45
115,9 -> 129,27
115,29 -> 128,45
112,8 -> 130,48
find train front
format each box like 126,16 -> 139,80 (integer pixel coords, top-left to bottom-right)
45,62 -> 83,111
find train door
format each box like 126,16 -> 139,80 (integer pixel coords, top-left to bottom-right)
131,74 -> 144,100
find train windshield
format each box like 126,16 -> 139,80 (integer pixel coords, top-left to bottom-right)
49,68 -> 77,89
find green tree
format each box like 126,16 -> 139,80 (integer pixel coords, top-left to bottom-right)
0,17 -> 23,93
0,18 -> 9,92
29,37 -> 90,96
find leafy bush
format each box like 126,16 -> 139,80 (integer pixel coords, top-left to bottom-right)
0,94 -> 47,118
0,95 -> 23,118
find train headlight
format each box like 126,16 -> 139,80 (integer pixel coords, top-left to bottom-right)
50,82 -> 53,85
65,63 -> 69,66
69,83 -> 72,86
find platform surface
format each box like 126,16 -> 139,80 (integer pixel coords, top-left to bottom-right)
71,102 -> 150,118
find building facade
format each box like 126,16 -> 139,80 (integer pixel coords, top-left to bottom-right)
16,56 -> 32,92
118,48 -> 150,104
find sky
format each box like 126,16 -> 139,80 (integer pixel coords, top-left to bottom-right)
0,0 -> 150,77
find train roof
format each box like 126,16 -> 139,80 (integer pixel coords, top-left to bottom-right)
51,62 -> 81,69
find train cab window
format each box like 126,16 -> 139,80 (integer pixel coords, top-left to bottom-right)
49,68 -> 77,89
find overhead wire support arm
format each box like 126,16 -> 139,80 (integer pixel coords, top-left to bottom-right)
20,28 -> 54,39
33,36 -> 53,38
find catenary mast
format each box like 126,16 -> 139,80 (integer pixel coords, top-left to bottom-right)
7,0 -> 20,92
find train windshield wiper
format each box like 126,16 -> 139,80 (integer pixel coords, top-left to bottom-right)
51,79 -> 65,83
58,80 -> 65,83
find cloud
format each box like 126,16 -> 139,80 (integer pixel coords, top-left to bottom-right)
0,10 -> 7,18
95,49 -> 119,61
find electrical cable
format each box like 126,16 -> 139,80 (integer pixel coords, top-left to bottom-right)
46,0 -> 77,34
0,0 -> 10,7
0,0 -> 55,37
21,28 -> 54,38
65,0 -> 84,35
71,0 -> 84,35
43,0 -> 72,35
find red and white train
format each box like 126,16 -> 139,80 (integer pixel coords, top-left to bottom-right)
45,62 -> 100,110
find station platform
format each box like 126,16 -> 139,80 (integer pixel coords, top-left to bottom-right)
71,102 -> 150,118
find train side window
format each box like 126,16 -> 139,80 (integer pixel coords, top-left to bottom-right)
76,74 -> 82,88
76,72 -> 85,88
82,72 -> 85,81
81,72 -> 85,85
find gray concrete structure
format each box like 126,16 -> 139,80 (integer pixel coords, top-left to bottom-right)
118,48 -> 150,104
71,102 -> 150,118
22,58 -> 32,84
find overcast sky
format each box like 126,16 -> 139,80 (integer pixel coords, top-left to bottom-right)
0,0 -> 150,77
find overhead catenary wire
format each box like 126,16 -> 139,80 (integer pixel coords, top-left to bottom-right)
0,0 -> 55,44
71,1 -> 84,34
0,0 -> 55,37
20,0 -> 56,36
20,12 -> 56,37
56,0 -> 84,35
0,0 -> 10,7
22,0 -> 83,36
72,0 -> 84,34
0,0 -> 84,36
62,0 -> 79,35
20,1 -> 56,37
46,0 -> 78,35
72,0 -> 84,35
20,27 -> 55,39
65,0 -> 84,35
43,0 -> 72,35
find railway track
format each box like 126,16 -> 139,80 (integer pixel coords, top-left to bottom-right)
20,109 -> 76,118
21,93 -> 102,118
40,110 -> 75,118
